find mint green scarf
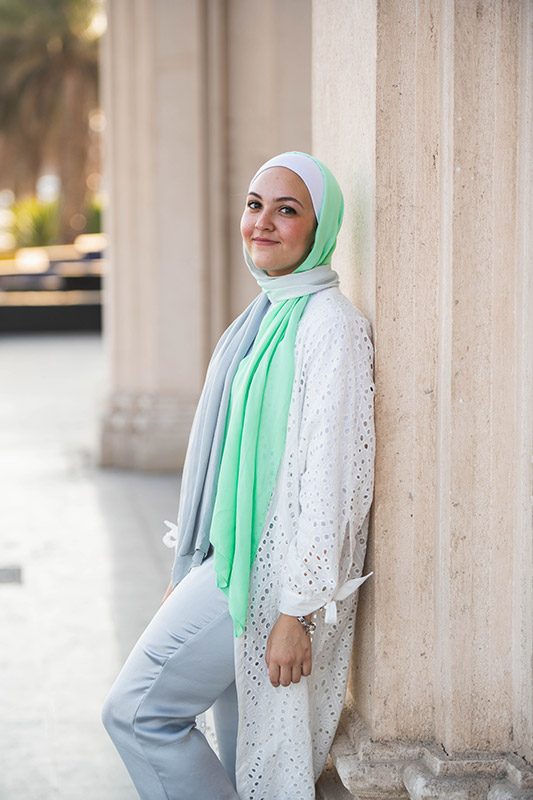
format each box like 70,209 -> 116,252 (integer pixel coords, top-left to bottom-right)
208,152 -> 344,637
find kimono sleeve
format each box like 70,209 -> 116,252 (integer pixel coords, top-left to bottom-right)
278,313 -> 376,618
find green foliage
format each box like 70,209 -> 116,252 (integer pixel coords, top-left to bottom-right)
0,0 -> 101,131
85,193 -> 101,233
10,195 -> 59,248
0,0 -> 102,39
0,0 -> 102,242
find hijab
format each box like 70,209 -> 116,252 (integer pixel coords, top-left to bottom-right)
163,151 -> 344,637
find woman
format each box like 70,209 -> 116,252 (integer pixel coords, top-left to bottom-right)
101,151 -> 376,800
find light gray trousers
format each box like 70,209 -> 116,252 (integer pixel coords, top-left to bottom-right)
101,552 -> 240,799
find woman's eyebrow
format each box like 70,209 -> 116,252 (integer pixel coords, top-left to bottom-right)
247,191 -> 304,209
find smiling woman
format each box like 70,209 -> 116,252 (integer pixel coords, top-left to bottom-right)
101,151 -> 376,800
241,166 -> 318,276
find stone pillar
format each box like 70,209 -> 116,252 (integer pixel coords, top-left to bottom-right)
313,1 -> 533,798
98,0 -> 311,469
226,0 -> 312,316
99,0 -> 212,469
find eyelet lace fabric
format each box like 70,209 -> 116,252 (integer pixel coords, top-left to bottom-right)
233,287 -> 376,800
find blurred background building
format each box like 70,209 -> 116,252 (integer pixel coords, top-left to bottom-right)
1,1 -> 531,798
0,0 -> 105,331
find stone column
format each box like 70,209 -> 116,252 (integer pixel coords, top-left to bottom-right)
313,1 -> 533,798
99,0 -> 214,469
226,0 -> 312,316
98,0 -> 311,470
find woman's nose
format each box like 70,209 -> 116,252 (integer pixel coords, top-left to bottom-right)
255,208 -> 274,229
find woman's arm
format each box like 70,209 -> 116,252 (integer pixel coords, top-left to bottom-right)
266,311 -> 375,685
281,313 -> 375,615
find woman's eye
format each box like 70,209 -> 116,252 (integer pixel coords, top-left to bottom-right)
246,201 -> 296,215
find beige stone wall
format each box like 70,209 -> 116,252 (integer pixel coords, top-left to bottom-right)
313,1 -> 532,797
312,0 -> 377,317
226,0 -> 312,317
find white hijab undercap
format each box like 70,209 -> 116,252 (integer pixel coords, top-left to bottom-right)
248,152 -> 324,222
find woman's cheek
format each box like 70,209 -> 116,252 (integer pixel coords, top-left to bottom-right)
240,213 -> 252,242
286,219 -> 310,248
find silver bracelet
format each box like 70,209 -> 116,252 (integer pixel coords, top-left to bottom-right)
297,615 -> 316,636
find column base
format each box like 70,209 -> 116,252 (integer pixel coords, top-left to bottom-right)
316,757 -> 354,800
323,710 -> 533,800
98,390 -> 196,471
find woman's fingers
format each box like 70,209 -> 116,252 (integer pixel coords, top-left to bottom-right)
301,653 -> 312,676
268,662 -> 280,687
279,664 -> 293,687
268,657 -> 311,687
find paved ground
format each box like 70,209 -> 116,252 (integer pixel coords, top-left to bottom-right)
0,332 -> 216,799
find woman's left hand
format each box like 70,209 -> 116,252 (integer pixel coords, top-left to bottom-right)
265,613 -> 313,687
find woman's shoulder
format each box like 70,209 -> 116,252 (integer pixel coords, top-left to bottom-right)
298,286 -> 374,351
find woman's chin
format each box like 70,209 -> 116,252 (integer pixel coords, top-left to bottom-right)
252,257 -> 279,272
250,251 -> 298,275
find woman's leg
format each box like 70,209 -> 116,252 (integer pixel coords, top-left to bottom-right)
212,679 -> 239,788
101,553 -> 239,800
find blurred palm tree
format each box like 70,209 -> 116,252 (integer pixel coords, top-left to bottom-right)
0,0 -> 102,243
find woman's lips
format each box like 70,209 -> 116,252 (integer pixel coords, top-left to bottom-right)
253,239 -> 278,246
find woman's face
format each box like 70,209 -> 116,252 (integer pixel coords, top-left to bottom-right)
240,166 -> 317,276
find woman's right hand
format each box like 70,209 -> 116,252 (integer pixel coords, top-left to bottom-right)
265,613 -> 313,687
160,579 -> 174,605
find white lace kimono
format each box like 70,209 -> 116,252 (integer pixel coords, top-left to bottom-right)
234,286 -> 376,800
